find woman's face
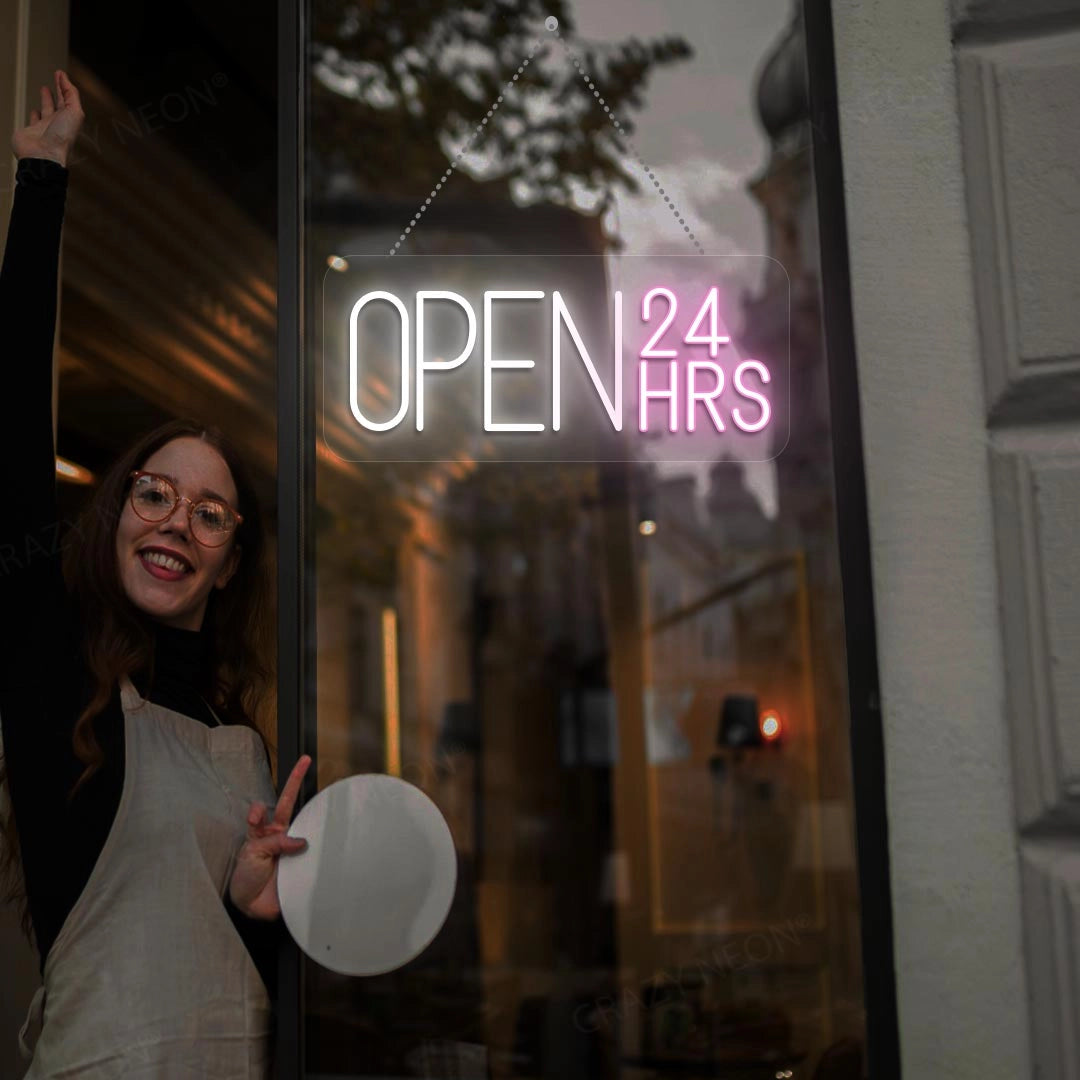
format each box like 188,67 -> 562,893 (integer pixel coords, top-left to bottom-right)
114,437 -> 241,632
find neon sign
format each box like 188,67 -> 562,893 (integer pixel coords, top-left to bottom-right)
347,286 -> 772,436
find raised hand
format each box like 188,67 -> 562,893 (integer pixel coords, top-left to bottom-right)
12,70 -> 84,167
228,754 -> 313,921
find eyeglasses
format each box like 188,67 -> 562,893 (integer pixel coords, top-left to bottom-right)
128,471 -> 243,548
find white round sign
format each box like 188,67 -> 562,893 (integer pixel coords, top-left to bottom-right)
277,773 -> 458,976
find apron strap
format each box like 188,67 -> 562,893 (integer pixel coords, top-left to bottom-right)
119,674 -> 144,713
18,983 -> 46,1062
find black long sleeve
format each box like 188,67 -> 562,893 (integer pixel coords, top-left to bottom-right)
0,160 -> 286,1003
0,159 -> 88,974
0,158 -> 71,691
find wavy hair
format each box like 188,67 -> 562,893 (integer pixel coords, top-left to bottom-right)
1,419 -> 276,944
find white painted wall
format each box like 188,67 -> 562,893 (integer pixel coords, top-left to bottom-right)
829,0 -> 1036,1075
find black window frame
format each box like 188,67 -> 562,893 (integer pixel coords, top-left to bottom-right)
804,0 -> 902,1075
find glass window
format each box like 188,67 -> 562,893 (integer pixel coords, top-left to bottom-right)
56,7 -> 278,707
301,2 -> 866,1076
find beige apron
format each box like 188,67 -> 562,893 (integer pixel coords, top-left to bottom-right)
18,674 -> 279,1078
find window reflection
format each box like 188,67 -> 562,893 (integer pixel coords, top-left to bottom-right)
305,1 -> 865,1077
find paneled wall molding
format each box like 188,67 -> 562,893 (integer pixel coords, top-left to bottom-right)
958,8 -> 1080,1075
957,28 -> 1080,424
1019,840 -> 1080,1079
991,446 -> 1080,829
954,0 -> 1080,36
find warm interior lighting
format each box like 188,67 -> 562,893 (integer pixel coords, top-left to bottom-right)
382,607 -> 401,777
327,254 -> 349,272
760,709 -> 782,742
639,519 -> 657,536
55,456 -> 94,485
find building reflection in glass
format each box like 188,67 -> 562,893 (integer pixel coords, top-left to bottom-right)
304,2 -> 866,1078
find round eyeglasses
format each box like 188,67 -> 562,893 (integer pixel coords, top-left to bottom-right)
128,471 -> 242,548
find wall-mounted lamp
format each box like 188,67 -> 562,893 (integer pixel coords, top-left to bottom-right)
710,694 -> 784,830
719,693 -> 761,749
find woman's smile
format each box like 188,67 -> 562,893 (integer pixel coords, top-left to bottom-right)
138,545 -> 195,581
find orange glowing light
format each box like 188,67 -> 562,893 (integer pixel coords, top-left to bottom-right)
55,456 -> 94,485
760,710 -> 782,742
382,607 -> 401,777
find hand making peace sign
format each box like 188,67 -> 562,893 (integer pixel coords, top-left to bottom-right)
228,754 -> 313,921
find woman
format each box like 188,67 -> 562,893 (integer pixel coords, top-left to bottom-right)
0,71 -> 311,1076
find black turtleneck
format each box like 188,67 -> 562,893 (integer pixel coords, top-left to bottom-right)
0,158 -> 282,1004
134,623 -> 219,725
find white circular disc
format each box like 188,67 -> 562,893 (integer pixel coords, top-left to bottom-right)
277,773 -> 458,976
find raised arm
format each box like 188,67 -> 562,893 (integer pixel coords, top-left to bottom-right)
0,71 -> 83,686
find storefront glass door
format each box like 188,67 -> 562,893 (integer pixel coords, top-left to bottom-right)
293,2 -> 876,1076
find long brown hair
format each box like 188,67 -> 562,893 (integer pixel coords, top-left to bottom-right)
1,419 -> 277,945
